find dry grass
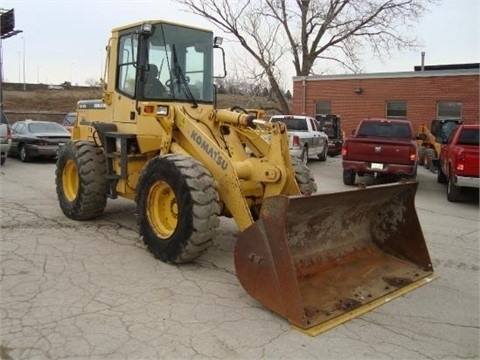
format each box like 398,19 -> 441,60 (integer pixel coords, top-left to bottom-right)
3,87 -> 283,122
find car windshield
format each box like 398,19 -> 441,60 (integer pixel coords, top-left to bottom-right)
271,118 -> 308,131
457,129 -> 479,146
28,122 -> 70,134
357,122 -> 411,139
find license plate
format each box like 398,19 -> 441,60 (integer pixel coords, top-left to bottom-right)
371,162 -> 383,170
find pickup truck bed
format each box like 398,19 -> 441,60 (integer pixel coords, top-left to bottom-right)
342,119 -> 418,185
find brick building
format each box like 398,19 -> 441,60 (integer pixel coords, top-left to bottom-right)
292,64 -> 479,136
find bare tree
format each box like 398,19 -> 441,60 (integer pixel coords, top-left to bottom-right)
175,0 -> 436,113
85,78 -> 101,87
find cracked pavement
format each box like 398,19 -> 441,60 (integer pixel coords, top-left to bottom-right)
1,157 -> 478,359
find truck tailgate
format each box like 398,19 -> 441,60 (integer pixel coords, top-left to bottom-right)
461,146 -> 480,177
346,138 -> 414,164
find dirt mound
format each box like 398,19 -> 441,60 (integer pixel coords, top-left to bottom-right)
2,83 -> 282,123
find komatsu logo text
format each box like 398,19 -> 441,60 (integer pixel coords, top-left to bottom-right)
191,130 -> 228,170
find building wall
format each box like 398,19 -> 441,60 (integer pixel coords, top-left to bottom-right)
292,73 -> 479,136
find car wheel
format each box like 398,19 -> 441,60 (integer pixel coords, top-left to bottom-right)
318,145 -> 327,162
437,166 -> 447,184
136,154 -> 220,263
417,146 -> 426,166
425,148 -> 437,172
300,147 -> 309,164
343,169 -> 356,186
447,172 -> 461,202
56,140 -> 107,219
19,144 -> 31,162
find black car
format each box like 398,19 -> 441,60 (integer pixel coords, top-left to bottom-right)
9,120 -> 71,162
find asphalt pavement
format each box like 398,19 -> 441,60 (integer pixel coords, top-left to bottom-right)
0,156 -> 478,360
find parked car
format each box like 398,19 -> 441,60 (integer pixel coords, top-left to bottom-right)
269,115 -> 329,163
0,110 -> 12,165
63,112 -> 77,132
342,118 -> 418,185
436,124 -> 479,202
9,120 -> 71,162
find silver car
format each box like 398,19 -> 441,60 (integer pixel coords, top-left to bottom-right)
0,110 -> 12,165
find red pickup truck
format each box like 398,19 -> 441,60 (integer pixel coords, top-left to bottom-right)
436,124 -> 479,202
342,118 -> 418,185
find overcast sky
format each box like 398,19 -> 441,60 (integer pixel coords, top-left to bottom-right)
1,0 -> 478,87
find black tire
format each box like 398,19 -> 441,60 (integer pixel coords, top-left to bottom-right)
447,172 -> 461,202
318,144 -> 327,162
300,147 -> 309,164
343,169 -> 356,186
0,154 -> 5,165
291,156 -> 317,194
136,154 -> 220,264
437,165 -> 447,184
56,141 -> 107,220
418,146 -> 426,166
425,148 -> 437,172
19,144 -> 31,162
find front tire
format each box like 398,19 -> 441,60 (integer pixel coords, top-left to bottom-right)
136,154 -> 220,264
56,141 -> 107,220
318,145 -> 327,161
20,144 -> 31,162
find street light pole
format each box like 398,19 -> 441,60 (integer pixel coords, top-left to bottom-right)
22,36 -> 25,91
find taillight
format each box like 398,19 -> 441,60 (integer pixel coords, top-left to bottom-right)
341,142 -> 347,156
293,135 -> 300,147
6,127 -> 11,140
410,146 -> 416,161
456,153 -> 465,172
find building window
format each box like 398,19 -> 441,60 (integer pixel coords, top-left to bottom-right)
437,101 -> 462,119
386,101 -> 407,119
315,100 -> 331,115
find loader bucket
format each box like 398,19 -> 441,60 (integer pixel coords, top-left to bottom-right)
234,181 -> 436,336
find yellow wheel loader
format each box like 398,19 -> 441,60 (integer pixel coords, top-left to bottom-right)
55,20 -> 436,335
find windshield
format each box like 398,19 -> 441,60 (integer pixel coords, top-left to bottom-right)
146,23 -> 214,103
270,117 -> 308,131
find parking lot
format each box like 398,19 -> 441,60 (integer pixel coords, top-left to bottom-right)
1,156 -> 478,359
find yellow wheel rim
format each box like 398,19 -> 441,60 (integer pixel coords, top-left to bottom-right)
147,180 -> 178,239
62,159 -> 79,202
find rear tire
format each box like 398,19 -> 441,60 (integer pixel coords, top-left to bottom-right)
291,156 -> 317,194
56,141 -> 107,220
300,147 -> 309,164
343,169 -> 356,186
417,146 -> 426,165
425,148 -> 437,172
447,172 -> 461,202
136,154 -> 220,264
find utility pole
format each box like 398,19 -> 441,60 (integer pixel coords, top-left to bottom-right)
0,8 -> 23,109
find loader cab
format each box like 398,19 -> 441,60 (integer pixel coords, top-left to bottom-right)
114,22 -> 215,105
430,118 -> 462,144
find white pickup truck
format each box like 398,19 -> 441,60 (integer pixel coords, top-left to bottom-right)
269,115 -> 329,163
